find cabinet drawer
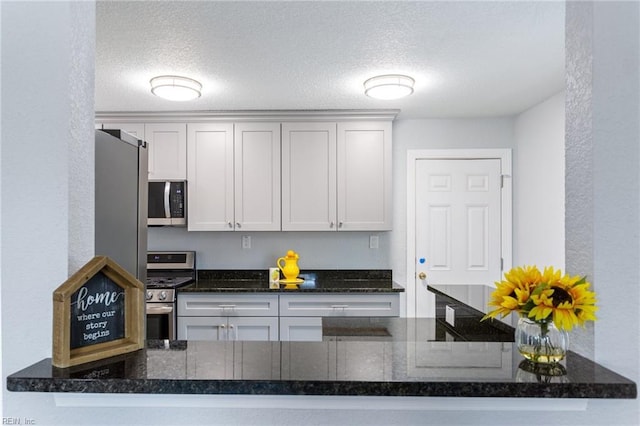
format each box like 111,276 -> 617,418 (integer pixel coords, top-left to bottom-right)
178,293 -> 279,317
279,294 -> 399,317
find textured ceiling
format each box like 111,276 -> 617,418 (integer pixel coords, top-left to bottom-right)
96,1 -> 565,118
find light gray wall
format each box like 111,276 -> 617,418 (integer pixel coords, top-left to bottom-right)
1,0 -> 96,421
589,1 -> 639,383
514,91 -> 566,268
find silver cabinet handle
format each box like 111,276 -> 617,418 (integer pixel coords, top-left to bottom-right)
236,222 -> 241,228
331,304 -> 349,309
338,221 -> 343,228
218,304 -> 237,309
228,222 -> 233,228
164,181 -> 171,219
329,221 -> 335,228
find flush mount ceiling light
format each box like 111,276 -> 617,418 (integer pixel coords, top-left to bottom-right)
150,75 -> 202,101
363,74 -> 415,100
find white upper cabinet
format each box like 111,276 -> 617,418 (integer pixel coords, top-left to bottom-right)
145,123 -> 187,180
282,122 -> 337,231
187,123 -> 235,231
187,122 -> 281,231
234,122 -> 281,231
282,121 -> 392,231
337,121 -> 392,231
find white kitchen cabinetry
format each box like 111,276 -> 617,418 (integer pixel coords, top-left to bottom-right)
178,316 -> 278,341
337,121 -> 392,230
279,293 -> 399,341
187,123 -> 234,231
279,293 -> 400,317
234,122 -> 281,231
177,293 -> 279,341
281,122 -> 337,231
187,122 -> 281,231
145,123 -> 187,180
281,121 -> 392,231
279,317 -> 323,342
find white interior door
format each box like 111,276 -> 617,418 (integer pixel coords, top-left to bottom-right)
414,158 -> 503,317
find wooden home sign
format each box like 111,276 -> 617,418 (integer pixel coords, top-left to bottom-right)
52,256 -> 144,368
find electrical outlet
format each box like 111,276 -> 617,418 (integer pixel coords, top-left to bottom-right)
242,235 -> 251,249
445,305 -> 455,327
369,235 -> 379,249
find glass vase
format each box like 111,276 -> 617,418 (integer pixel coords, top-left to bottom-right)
515,316 -> 568,363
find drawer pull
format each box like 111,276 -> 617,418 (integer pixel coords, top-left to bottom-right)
331,304 -> 349,309
218,304 -> 237,309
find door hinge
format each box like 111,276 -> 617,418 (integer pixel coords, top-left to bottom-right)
501,258 -> 504,271
500,175 -> 505,188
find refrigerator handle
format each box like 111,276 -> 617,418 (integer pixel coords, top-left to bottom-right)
164,181 -> 171,219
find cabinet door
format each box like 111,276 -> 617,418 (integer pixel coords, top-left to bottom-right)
279,317 -> 323,341
145,123 -> 187,180
229,317 -> 279,341
187,123 -> 234,231
234,123 -> 281,231
337,121 -> 392,230
177,316 -> 227,341
282,122 -> 337,231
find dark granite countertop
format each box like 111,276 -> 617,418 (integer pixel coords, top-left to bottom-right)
7,317 -> 636,399
181,269 -> 405,293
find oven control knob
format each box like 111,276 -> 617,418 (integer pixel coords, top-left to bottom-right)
146,291 -> 153,301
159,291 -> 167,301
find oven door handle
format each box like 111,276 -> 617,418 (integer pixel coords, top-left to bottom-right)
146,305 -> 174,315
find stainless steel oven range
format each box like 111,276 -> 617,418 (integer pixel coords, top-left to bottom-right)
146,251 -> 195,340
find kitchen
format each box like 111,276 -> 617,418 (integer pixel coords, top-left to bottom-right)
2,1 -> 639,426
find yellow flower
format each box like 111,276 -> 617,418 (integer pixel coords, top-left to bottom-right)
482,265 -> 598,331
528,275 -> 598,331
482,265 -> 539,320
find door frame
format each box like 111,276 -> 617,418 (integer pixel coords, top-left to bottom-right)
406,149 -> 512,317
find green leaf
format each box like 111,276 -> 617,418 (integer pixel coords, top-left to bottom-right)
531,283 -> 548,296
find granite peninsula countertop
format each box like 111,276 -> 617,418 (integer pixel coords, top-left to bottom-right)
181,269 -> 405,293
7,316 -> 636,399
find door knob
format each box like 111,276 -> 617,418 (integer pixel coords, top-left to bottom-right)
418,272 -> 427,280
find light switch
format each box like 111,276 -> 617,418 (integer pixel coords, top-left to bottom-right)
242,235 -> 251,249
369,235 -> 379,249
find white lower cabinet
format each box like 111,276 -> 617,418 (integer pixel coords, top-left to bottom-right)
279,317 -> 323,342
178,316 -> 279,341
279,293 -> 400,342
177,294 -> 279,341
177,292 -> 400,342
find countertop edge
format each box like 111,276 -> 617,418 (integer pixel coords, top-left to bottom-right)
6,376 -> 637,399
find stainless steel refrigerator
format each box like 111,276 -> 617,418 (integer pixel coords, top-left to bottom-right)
95,129 -> 148,283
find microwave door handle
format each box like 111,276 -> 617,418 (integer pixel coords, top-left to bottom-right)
164,181 -> 171,218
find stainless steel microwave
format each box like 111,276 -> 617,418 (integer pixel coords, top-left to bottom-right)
148,180 -> 186,226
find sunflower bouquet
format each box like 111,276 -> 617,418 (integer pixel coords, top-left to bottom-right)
482,265 -> 598,331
